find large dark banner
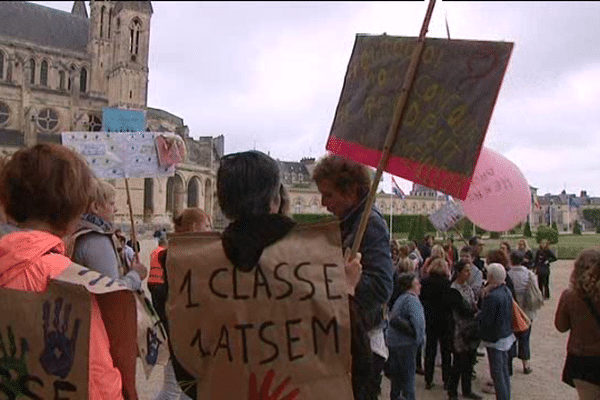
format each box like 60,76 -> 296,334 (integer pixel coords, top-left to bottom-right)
327,34 -> 513,200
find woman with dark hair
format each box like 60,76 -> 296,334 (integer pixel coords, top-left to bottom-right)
448,261 -> 482,400
0,144 -> 126,400
556,249 -> 600,399
168,151 -> 362,398
534,239 -> 557,300
386,272 -> 425,400
420,258 -> 453,390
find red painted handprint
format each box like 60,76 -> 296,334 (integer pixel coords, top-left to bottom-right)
248,369 -> 300,400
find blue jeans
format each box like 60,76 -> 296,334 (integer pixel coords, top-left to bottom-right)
389,345 -> 417,400
487,347 -> 511,400
516,325 -> 531,360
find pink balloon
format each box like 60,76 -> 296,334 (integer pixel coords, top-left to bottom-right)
460,147 -> 530,232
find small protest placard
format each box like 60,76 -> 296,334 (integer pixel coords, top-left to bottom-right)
0,281 -> 91,399
166,221 -> 353,400
61,131 -> 175,179
327,34 -> 513,200
428,201 -> 465,231
102,107 -> 146,133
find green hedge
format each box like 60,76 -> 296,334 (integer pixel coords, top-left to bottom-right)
554,246 -> 583,260
291,214 -> 331,223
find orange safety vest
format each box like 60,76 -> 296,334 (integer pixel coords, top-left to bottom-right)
148,246 -> 165,285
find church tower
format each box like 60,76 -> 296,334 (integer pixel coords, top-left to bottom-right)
107,1 -> 153,110
88,0 -> 116,98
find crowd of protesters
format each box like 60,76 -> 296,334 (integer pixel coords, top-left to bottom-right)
1,146 -> 599,400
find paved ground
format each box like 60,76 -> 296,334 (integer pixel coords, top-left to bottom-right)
134,238 -> 578,399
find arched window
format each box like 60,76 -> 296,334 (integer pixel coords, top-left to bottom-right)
40,60 -> 48,86
129,19 -> 141,56
80,68 -> 87,93
0,102 -> 9,126
100,6 -> 105,37
0,51 -> 4,80
143,178 -> 154,223
68,64 -> 76,90
108,9 -> 113,38
29,59 -> 35,84
58,70 -> 65,89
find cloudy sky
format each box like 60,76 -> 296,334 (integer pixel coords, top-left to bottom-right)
35,1 -> 600,197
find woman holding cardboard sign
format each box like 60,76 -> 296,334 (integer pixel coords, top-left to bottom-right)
0,144 -> 125,400
165,151 -> 362,399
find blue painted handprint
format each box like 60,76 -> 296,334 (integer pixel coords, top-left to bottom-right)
38,298 -> 81,379
0,326 -> 43,399
145,325 -> 163,366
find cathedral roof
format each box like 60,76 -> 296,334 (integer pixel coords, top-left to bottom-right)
113,1 -> 153,15
0,2 -> 88,53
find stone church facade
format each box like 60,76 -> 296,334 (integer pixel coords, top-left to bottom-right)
0,1 -> 224,232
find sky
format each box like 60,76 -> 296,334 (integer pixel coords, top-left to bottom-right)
34,1 -> 600,197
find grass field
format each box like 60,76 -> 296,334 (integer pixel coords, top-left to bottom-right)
393,233 -> 600,259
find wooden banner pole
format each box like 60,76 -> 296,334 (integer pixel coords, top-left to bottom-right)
350,0 -> 437,258
124,178 -> 140,262
452,224 -> 470,247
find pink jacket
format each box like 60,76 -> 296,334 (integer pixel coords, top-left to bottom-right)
0,229 -> 124,400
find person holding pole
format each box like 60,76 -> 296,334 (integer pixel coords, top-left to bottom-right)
313,154 -> 394,400
67,178 -> 148,399
69,179 -> 148,290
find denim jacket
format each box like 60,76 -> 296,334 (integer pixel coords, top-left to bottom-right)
387,292 -> 426,348
340,195 -> 394,330
477,284 -> 513,343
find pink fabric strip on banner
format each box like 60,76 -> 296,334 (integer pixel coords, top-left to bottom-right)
326,136 -> 473,200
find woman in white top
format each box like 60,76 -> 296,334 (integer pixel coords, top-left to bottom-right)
506,250 -> 539,374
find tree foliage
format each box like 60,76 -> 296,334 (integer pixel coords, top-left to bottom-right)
536,225 -> 559,244
523,221 -> 532,237
573,220 -> 582,235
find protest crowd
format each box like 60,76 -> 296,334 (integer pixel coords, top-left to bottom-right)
1,145 -> 600,400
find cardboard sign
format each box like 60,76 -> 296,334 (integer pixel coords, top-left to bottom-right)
0,281 -> 91,399
428,201 -> 465,231
61,131 -> 175,179
166,221 -> 353,400
55,263 -> 170,380
102,107 -> 146,133
327,35 -> 513,200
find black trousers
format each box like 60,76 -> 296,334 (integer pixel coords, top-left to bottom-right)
538,271 -> 550,299
448,350 -> 475,396
353,352 -> 386,400
425,328 -> 451,385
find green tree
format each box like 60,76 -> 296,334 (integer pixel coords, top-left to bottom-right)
573,220 -> 582,235
551,221 -> 558,231
490,231 -> 501,239
462,220 -> 473,240
523,221 -> 532,237
536,225 -> 559,244
596,224 -> 600,234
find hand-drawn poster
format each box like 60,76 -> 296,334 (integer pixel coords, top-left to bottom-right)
0,281 -> 91,399
166,221 -> 353,400
102,107 -> 146,133
327,35 -> 514,200
428,201 -> 465,231
61,131 -> 175,179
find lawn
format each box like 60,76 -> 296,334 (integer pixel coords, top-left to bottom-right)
393,233 -> 600,260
